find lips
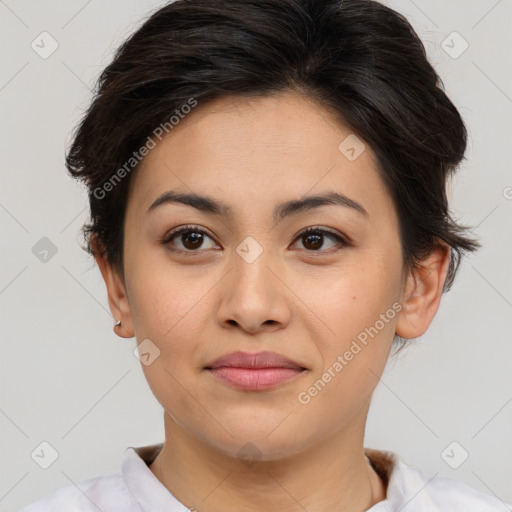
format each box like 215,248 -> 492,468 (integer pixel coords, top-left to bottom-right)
205,351 -> 307,391
206,351 -> 306,370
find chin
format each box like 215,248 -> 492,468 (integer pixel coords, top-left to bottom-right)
196,421 -> 317,463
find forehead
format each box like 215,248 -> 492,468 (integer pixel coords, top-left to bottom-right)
126,91 -> 391,221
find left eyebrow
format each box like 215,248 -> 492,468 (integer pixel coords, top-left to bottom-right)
146,190 -> 369,221
274,191 -> 368,221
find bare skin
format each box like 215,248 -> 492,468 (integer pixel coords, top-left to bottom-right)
94,90 -> 450,511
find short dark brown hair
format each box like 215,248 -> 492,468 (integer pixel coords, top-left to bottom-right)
66,0 -> 479,297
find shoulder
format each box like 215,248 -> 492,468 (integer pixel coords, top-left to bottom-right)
366,448 -> 511,512
398,461 -> 511,511
17,471 -> 137,512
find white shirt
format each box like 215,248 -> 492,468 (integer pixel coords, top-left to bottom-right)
18,443 -> 510,511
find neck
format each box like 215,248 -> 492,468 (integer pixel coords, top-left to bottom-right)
149,412 -> 387,512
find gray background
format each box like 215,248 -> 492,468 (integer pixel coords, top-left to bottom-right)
1,0 -> 511,510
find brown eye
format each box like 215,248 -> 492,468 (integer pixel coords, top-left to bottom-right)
179,231 -> 205,250
292,227 -> 348,252
161,225 -> 348,255
162,225 -> 218,252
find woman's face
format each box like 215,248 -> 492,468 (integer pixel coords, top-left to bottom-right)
117,91 -> 408,460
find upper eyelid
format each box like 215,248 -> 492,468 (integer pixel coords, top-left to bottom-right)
164,224 -> 215,241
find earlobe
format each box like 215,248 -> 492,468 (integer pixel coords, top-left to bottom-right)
395,242 -> 451,340
91,236 -> 134,338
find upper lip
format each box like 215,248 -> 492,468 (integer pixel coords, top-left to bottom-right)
205,351 -> 306,370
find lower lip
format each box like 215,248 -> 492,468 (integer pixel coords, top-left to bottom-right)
208,367 -> 305,391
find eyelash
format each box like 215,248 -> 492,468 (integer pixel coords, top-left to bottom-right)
159,224 -> 350,255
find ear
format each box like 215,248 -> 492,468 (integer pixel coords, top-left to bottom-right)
91,236 -> 134,338
395,241 -> 451,339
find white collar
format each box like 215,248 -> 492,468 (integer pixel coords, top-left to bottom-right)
120,443 -> 508,511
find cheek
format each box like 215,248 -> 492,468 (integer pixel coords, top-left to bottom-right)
296,287 -> 398,427
298,251 -> 401,404
303,254 -> 401,337
126,264 -> 206,402
127,253 -> 212,339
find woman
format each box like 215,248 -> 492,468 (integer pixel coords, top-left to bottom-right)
19,0 -> 510,510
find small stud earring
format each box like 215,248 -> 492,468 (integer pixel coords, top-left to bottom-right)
114,319 -> 121,328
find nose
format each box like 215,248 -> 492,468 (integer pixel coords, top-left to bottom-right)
216,241 -> 291,335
